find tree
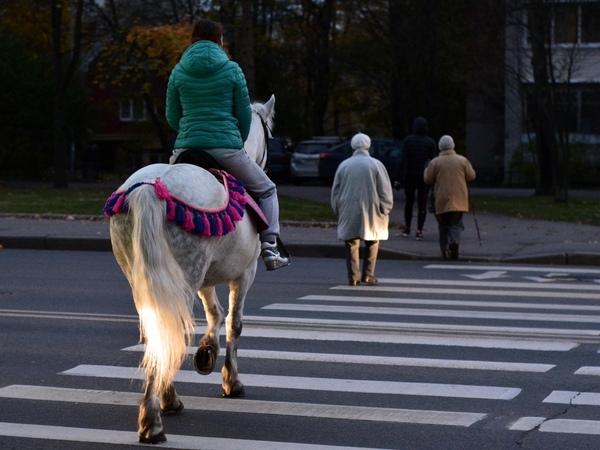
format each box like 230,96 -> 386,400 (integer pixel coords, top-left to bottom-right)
506,0 -> 587,201
51,0 -> 84,188
239,0 -> 256,99
0,0 -> 88,182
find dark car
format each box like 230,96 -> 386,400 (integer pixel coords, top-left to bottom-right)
290,137 -> 344,184
318,138 -> 403,183
266,137 -> 294,183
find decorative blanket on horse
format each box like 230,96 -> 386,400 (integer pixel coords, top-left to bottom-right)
103,170 -> 268,237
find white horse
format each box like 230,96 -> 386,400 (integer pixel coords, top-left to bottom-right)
106,96 -> 275,444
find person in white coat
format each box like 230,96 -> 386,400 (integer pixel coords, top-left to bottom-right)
331,133 -> 394,286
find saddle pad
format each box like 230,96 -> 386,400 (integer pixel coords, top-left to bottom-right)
104,171 -> 268,236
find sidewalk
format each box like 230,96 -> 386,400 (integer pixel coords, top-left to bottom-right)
1,210 -> 599,265
1,181 -> 599,265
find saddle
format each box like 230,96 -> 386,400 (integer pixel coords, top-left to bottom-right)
173,148 -> 224,172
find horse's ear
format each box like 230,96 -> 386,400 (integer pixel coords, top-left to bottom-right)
263,94 -> 275,118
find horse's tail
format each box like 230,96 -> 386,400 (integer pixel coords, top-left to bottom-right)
127,185 -> 195,394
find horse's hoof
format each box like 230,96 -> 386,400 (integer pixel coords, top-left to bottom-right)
194,345 -> 217,375
139,431 -> 167,444
161,400 -> 184,414
222,382 -> 245,398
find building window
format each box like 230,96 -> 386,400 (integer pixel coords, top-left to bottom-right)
119,98 -> 147,122
524,85 -> 600,135
581,2 -> 600,43
579,87 -> 600,134
553,2 -> 600,45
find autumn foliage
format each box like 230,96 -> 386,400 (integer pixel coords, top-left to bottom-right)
94,21 -> 193,95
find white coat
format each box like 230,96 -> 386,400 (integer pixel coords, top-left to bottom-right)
331,150 -> 394,241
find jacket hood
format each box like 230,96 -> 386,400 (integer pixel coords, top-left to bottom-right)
179,41 -> 229,76
412,117 -> 428,135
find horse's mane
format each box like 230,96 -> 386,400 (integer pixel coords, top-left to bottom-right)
251,101 -> 274,135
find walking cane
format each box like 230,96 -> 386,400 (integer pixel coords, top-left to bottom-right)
468,185 -> 482,247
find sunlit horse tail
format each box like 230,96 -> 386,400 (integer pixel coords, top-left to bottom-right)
127,185 -> 195,395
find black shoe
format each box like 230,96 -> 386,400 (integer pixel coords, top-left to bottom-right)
361,276 -> 378,285
349,280 -> 360,286
415,231 -> 423,241
449,242 -> 459,260
401,228 -> 410,237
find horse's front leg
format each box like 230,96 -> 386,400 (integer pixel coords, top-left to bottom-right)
222,270 -> 255,397
194,286 -> 224,375
138,373 -> 166,444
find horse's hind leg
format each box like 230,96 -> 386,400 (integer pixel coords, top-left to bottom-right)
222,268 -> 256,397
160,383 -> 184,414
194,286 -> 224,375
138,374 -> 166,444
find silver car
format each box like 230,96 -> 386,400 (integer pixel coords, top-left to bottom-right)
290,137 -> 343,184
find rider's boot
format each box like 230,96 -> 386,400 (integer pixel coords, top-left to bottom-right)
261,241 -> 290,271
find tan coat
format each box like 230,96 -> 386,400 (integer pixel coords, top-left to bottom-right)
423,149 -> 476,214
331,150 -> 394,241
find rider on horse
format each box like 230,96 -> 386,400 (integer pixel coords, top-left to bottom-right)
165,19 -> 290,271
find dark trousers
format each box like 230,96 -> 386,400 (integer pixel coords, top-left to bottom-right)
345,239 -> 379,283
435,212 -> 464,255
404,178 -> 427,231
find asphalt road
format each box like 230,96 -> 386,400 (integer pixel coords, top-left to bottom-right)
1,250 -> 600,449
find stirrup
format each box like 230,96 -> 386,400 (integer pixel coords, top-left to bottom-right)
261,238 -> 291,271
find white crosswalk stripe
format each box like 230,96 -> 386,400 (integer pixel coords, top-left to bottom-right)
205,318 -> 582,350
0,385 -> 486,427
0,421 -> 393,450
543,391 -> 600,406
263,302 -> 600,324
334,284 -> 600,299
122,344 -> 555,372
60,365 -> 522,400
510,418 -> 600,435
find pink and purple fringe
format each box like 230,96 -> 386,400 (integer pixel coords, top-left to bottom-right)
103,171 -> 247,237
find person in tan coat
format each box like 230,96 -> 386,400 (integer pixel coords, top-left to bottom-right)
423,135 -> 476,260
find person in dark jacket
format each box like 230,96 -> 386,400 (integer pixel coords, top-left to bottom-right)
394,117 -> 437,240
166,19 -> 289,271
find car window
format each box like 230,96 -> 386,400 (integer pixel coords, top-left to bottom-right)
269,139 -> 283,153
374,141 -> 402,158
295,143 -> 332,155
337,143 -> 353,156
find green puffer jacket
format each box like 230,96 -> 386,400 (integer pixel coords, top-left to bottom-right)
166,41 -> 252,150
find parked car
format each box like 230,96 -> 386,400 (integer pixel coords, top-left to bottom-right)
290,136 -> 344,184
318,138 -> 403,183
266,137 -> 293,183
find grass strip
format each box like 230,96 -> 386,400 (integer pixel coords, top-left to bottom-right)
473,195 -> 600,226
0,188 -> 599,226
0,188 -> 338,222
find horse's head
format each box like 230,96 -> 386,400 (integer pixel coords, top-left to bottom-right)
246,95 -> 275,171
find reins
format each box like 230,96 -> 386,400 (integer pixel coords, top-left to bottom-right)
255,111 -> 270,173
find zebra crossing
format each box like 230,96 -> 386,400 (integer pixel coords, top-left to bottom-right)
3,263 -> 600,447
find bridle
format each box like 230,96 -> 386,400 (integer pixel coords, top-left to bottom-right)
254,111 -> 271,173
